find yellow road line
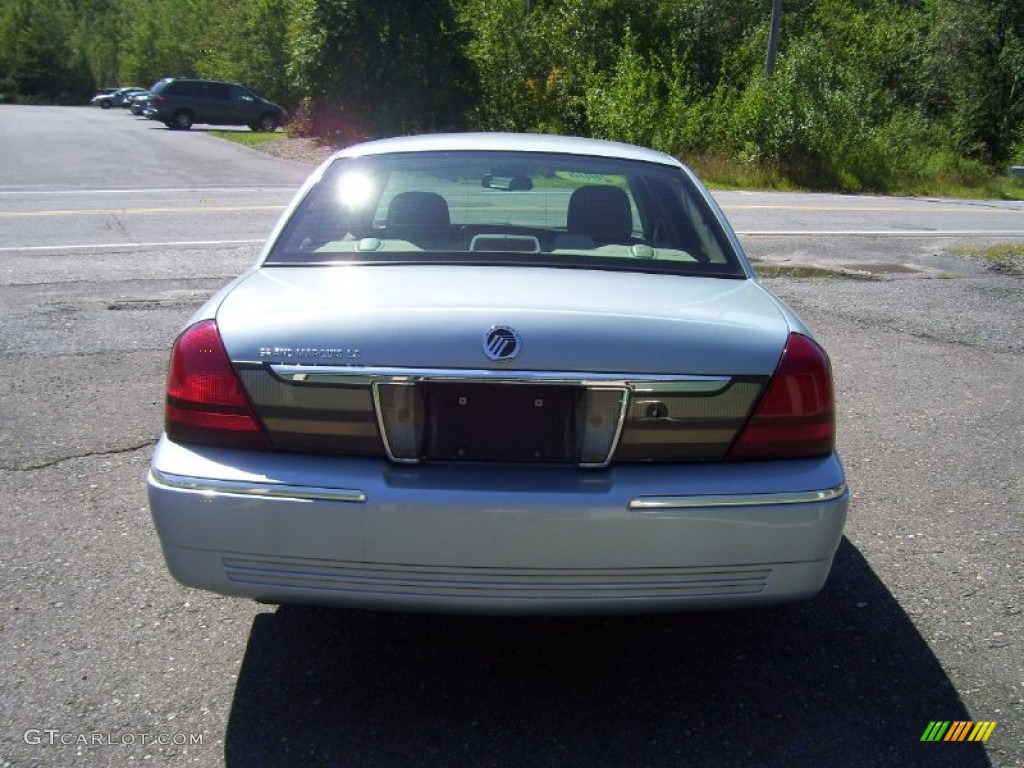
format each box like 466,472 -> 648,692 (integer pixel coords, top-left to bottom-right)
0,205 -> 286,218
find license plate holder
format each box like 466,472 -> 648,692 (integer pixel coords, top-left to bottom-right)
423,383 -> 577,463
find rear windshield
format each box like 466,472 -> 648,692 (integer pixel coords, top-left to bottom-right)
266,150 -> 745,278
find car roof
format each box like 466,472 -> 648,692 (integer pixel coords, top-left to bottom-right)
156,77 -> 258,92
157,77 -> 232,85
329,133 -> 684,168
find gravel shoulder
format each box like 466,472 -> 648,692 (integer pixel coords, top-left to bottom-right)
250,136 -> 338,167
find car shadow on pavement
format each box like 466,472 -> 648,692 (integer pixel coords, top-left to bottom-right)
139,122 -> 280,135
224,538 -> 989,767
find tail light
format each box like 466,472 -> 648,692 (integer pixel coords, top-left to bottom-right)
153,96 -> 165,106
727,333 -> 835,460
165,320 -> 272,449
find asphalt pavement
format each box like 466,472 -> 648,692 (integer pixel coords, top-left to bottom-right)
0,105 -> 1022,767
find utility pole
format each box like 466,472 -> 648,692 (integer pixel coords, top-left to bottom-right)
765,0 -> 783,76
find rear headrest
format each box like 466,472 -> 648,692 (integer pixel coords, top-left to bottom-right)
386,191 -> 451,231
566,185 -> 632,243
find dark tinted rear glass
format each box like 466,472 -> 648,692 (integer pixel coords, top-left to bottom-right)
204,83 -> 230,100
164,81 -> 202,97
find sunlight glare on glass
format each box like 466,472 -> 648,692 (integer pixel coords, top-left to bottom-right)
336,171 -> 375,209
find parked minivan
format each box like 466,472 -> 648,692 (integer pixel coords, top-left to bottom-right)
144,77 -> 286,131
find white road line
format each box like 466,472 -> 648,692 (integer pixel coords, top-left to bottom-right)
0,187 -> 298,196
0,239 -> 264,253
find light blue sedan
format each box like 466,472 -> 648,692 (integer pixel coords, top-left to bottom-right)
148,133 -> 848,615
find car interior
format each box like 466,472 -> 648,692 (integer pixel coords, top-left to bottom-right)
269,151 -> 744,277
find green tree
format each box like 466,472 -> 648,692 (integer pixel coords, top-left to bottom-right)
459,0 -> 639,135
924,0 -> 1024,162
68,0 -> 129,88
732,33 -> 898,189
195,0 -> 295,106
118,0 -> 209,87
0,0 -> 1020,187
289,0 -> 475,139
0,0 -> 85,101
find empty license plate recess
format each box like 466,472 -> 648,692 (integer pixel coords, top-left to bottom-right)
423,382 -> 577,462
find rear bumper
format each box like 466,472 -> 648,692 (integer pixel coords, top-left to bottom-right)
148,437 -> 849,615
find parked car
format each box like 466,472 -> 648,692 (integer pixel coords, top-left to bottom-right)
148,133 -> 849,615
126,90 -> 151,116
89,87 -> 117,107
143,77 -> 285,131
91,86 -> 144,109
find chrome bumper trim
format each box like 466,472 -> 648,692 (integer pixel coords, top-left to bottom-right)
149,469 -> 368,504
629,484 -> 847,511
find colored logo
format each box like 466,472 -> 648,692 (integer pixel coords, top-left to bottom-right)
920,721 -> 997,742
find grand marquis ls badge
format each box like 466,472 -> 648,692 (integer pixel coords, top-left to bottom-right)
483,326 -> 522,361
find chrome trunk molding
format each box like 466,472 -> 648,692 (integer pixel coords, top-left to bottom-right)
266,363 -> 733,390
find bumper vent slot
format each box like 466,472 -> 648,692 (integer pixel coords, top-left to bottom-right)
223,556 -> 772,600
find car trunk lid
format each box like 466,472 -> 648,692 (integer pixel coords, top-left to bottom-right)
214,265 -> 791,464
